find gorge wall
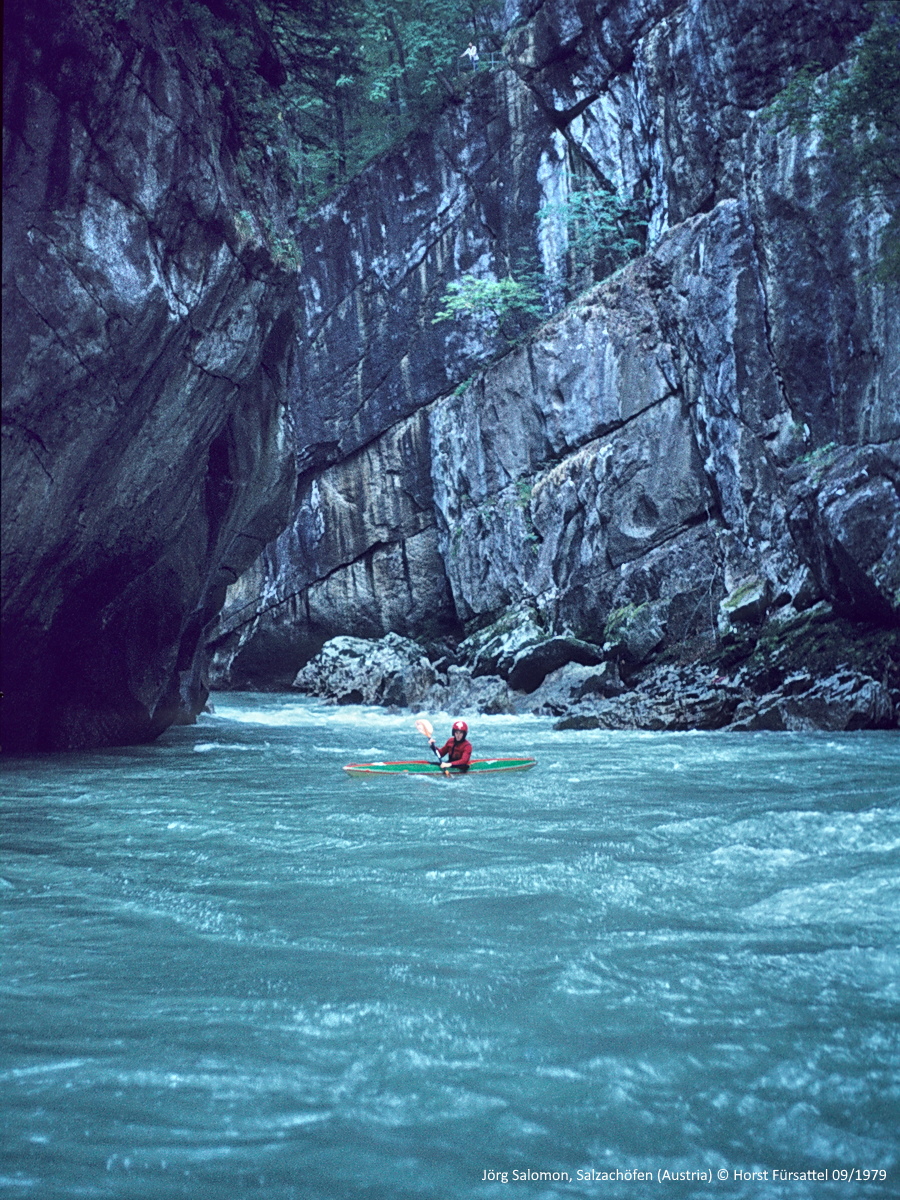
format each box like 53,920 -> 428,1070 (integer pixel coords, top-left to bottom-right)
207,0 -> 899,720
2,1 -> 300,751
3,0 -> 898,751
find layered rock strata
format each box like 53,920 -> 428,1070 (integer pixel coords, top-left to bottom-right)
212,0 -> 898,727
208,61 -> 568,687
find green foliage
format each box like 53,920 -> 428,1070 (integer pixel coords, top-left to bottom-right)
233,209 -> 257,244
179,0 -> 503,214
432,272 -> 546,344
231,205 -> 302,269
541,187 -> 647,272
361,0 -> 502,108
795,440 -> 841,482
268,234 -> 303,270
539,186 -> 647,296
796,441 -> 838,466
764,2 -> 900,279
763,64 -> 822,132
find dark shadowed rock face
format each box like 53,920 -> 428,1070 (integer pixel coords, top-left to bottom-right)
2,2 -> 298,751
787,446 -> 900,625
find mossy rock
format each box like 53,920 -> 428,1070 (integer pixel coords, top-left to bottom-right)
719,577 -> 770,626
458,605 -> 547,677
735,606 -> 900,696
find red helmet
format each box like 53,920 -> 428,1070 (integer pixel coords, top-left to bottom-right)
452,720 -> 468,734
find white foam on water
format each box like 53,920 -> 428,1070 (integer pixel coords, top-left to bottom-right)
193,742 -> 254,753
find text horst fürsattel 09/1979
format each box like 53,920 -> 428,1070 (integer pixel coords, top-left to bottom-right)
480,1168 -> 891,1184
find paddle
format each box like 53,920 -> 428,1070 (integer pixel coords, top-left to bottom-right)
415,718 -> 449,771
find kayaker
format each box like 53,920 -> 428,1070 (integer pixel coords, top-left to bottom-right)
429,720 -> 472,772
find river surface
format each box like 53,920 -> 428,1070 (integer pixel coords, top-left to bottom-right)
2,697 -> 898,1200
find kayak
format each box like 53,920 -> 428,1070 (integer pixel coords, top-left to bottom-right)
343,757 -> 536,778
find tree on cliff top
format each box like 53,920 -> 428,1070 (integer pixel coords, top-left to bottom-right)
182,0 -> 504,211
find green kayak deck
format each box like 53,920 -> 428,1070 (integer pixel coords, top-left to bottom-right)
343,757 -> 536,778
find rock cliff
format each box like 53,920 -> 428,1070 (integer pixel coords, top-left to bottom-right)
207,60 -> 566,687
209,0 -> 899,724
2,1 -> 299,750
3,0 -> 898,750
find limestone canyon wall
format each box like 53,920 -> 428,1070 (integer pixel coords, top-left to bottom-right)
3,0 -> 897,750
209,0 -> 898,698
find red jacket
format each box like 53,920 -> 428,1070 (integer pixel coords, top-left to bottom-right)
438,737 -> 472,769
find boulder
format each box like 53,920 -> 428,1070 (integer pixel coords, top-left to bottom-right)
292,634 -> 437,706
788,445 -> 900,624
519,660 -> 624,715
506,634 -> 606,692
603,601 -> 667,672
457,606 -> 547,677
291,634 -> 518,714
425,667 -> 517,716
554,663 -> 742,731
718,577 -> 771,630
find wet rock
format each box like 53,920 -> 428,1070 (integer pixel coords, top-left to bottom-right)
551,609 -> 900,732
453,606 -> 606,692
728,671 -> 896,732
553,663 -> 742,731
290,633 -> 517,715
292,634 -> 438,707
457,607 -> 547,678
575,661 -> 627,699
291,605 -> 899,731
603,601 -> 667,674
507,634 -> 606,692
718,578 -> 771,630
517,660 -> 624,716
425,668 -> 517,717
734,604 -> 898,693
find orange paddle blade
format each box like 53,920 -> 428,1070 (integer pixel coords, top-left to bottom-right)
415,718 -> 433,739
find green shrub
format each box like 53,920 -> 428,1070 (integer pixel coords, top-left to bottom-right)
432,273 -> 546,345
539,186 -> 648,285
603,602 -> 646,642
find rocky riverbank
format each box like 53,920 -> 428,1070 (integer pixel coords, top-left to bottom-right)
291,603 -> 899,733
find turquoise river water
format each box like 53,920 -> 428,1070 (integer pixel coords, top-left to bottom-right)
2,696 -> 899,1200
